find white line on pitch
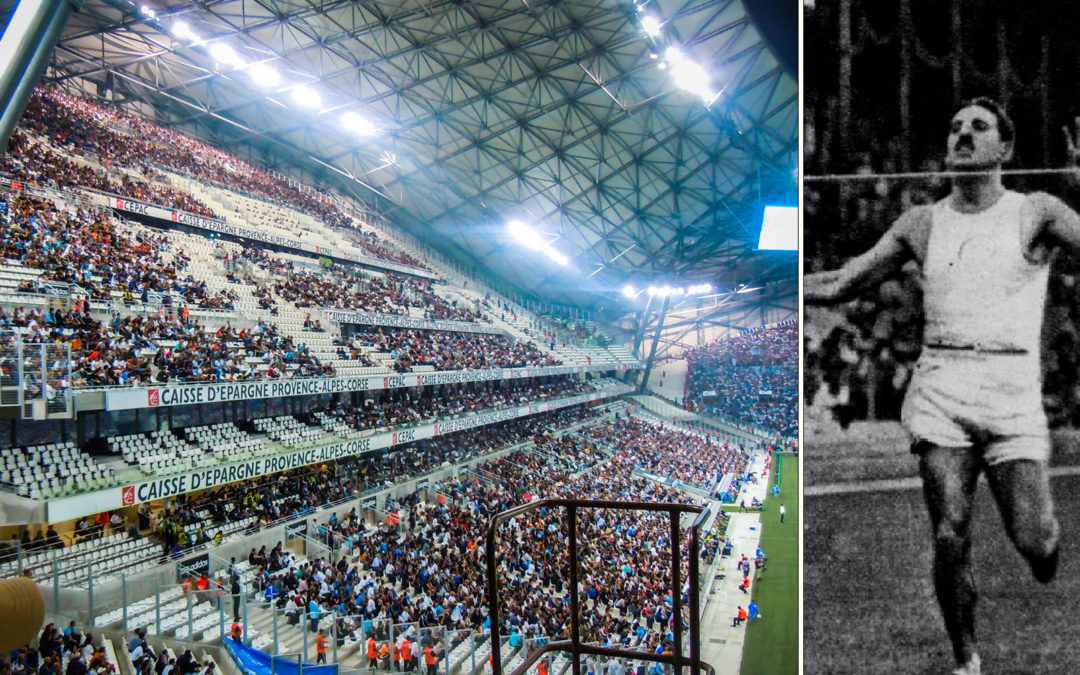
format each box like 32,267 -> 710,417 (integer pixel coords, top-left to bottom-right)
806,464 -> 1080,497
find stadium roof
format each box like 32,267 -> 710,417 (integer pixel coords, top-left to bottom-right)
39,0 -> 797,333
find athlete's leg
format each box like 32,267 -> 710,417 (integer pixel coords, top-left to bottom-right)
918,442 -> 981,668
984,458 -> 1059,582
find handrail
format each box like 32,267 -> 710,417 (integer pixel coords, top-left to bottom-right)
485,498 -> 714,675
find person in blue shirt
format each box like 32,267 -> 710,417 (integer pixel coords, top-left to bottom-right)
508,630 -> 522,649
748,601 -> 760,620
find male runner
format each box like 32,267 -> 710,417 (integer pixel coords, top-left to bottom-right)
805,97 -> 1080,674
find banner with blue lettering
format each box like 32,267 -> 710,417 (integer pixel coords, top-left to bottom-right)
224,638 -> 337,675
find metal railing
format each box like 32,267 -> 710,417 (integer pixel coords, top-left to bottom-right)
485,498 -> 715,675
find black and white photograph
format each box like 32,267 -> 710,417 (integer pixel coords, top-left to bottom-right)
804,1 -> 1080,673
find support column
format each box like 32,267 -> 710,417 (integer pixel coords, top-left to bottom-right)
637,296 -> 671,394
0,0 -> 84,154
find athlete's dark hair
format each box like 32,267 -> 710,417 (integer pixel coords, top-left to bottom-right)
957,97 -> 1015,143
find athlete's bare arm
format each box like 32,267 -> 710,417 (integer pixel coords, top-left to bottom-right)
804,206 -> 928,304
1030,192 -> 1080,251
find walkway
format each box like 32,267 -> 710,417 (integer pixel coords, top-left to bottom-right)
699,451 -> 772,674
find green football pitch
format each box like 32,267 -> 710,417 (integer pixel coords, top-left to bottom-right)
739,452 -> 799,675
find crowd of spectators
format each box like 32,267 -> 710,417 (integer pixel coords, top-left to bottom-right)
2,621 -> 118,675
153,404 -> 604,553
8,405 -> 735,669
15,88 -> 425,269
579,418 -> 748,491
0,194 -> 187,300
228,429 -> 700,655
2,306 -> 334,386
2,129 -> 217,218
360,327 -> 557,372
314,377 -> 591,435
683,324 -> 797,437
273,266 -> 481,323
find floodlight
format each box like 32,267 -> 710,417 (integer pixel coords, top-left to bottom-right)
544,247 -> 568,266
622,285 -> 636,298
507,221 -> 546,250
291,85 -> 322,109
248,63 -> 279,87
342,111 -> 376,136
670,58 -> 712,100
757,205 -> 798,251
140,5 -> 156,18
210,43 -> 243,67
172,21 -> 198,42
641,16 -> 662,37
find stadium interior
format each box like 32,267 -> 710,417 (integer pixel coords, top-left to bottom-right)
0,2 -> 796,675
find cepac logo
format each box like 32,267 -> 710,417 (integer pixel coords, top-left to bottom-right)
147,389 -> 161,407
171,211 -> 179,222
115,198 -> 124,209
122,485 -> 136,506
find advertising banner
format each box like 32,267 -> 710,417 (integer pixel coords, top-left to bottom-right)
101,364 -> 631,411
322,309 -> 504,335
177,553 -> 210,582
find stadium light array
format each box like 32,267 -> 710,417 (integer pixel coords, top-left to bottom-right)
507,221 -> 569,265
665,48 -> 713,102
210,43 -> 243,68
171,20 -> 198,42
247,63 -> 280,87
139,4 -> 156,18
507,220 -> 546,250
342,111 -> 376,136
641,16 -> 662,37
643,283 -> 713,298
622,284 -> 636,298
291,85 -> 322,109
545,247 -> 569,266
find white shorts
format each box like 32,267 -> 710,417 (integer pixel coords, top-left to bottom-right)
901,348 -> 1050,465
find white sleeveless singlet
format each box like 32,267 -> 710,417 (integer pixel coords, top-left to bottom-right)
921,190 -> 1049,352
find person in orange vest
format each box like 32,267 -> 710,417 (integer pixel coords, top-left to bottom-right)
231,622 -> 243,641
732,606 -> 748,627
316,631 -> 327,664
538,657 -> 549,675
393,640 -> 403,671
216,579 -> 227,608
423,645 -> 437,675
94,512 -> 109,537
379,642 -> 391,669
740,575 -> 750,594
367,637 -> 379,668
401,638 -> 412,672
197,575 -> 209,591
181,577 -> 193,595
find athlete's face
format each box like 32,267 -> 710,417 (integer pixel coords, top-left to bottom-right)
946,105 -> 1013,170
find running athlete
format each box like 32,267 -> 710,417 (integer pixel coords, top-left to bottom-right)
805,98 -> 1080,675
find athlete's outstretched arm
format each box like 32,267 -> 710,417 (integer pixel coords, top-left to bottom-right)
804,207 -> 925,304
